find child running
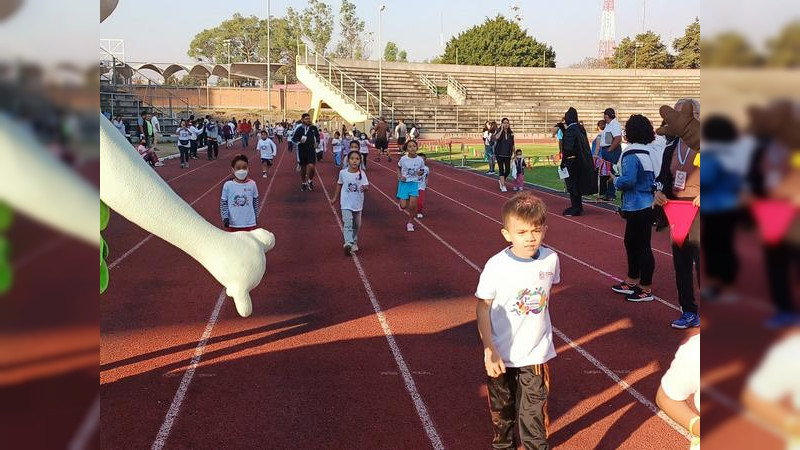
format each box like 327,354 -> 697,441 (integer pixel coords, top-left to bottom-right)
512,149 -> 527,191
256,130 -> 277,178
416,153 -> 430,218
475,192 -> 560,449
359,133 -> 370,169
348,140 -> 361,170
176,120 -> 191,169
220,154 -> 260,230
332,131 -> 343,167
330,150 -> 369,256
396,140 -> 425,232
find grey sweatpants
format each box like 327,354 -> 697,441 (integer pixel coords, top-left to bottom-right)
342,209 -> 362,245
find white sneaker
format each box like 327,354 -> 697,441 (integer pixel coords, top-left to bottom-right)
500,185 -> 508,192
406,223 -> 415,232
262,172 -> 268,178
352,243 -> 359,252
416,213 -> 423,219
154,161 -> 164,167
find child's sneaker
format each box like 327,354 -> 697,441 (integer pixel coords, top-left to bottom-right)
180,163 -> 185,169
416,213 -> 423,219
351,243 -> 359,252
611,282 -> 636,295
154,161 -> 164,167
344,243 -> 352,256
308,180 -> 314,191
626,286 -> 654,302
671,312 -> 700,329
301,182 -> 308,191
500,185 -> 508,192
406,223 -> 415,232
262,172 -> 268,178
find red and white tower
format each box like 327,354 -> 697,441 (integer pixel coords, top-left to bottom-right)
599,0 -> 616,59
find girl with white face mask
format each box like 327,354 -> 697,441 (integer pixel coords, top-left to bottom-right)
220,154 -> 260,230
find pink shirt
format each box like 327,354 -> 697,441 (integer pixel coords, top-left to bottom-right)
137,144 -> 148,156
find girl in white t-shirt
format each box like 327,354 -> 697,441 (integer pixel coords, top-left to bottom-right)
220,154 -> 259,230
359,134 -> 371,169
330,150 -> 369,256
332,131 -> 343,167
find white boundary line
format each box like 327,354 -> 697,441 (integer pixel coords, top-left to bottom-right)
108,173 -> 231,270
150,150 -> 286,450
316,170 -> 445,450
68,393 -> 100,450
367,179 -> 692,442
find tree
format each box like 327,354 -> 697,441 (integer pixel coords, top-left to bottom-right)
570,57 -> 609,69
437,15 -> 555,67
700,32 -> 762,67
332,0 -> 367,59
766,21 -> 800,67
610,31 -> 673,69
672,17 -> 700,69
384,41 -> 407,62
398,50 -> 407,62
188,13 -> 264,63
288,0 -> 334,55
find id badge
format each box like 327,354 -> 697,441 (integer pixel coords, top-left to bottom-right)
674,170 -> 687,191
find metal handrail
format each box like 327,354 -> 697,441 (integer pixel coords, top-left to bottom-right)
100,47 -> 192,119
447,74 -> 468,99
418,73 -> 438,97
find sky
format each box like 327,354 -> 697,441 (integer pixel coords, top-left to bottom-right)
98,0 -> 701,68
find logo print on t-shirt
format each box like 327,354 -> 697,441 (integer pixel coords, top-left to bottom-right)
347,182 -> 359,193
233,194 -> 249,207
511,287 -> 548,316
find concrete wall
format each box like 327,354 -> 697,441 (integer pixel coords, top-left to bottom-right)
131,86 -> 312,111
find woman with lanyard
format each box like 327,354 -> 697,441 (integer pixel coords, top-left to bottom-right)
492,118 -> 515,192
654,99 -> 703,329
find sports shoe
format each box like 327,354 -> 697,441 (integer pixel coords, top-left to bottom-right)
180,163 -> 185,169
344,244 -> 352,256
626,286 -> 654,302
500,185 -> 508,192
671,312 -> 700,329
262,172 -> 268,178
308,180 -> 314,191
301,183 -> 308,191
611,282 -> 636,295
406,223 -> 415,232
351,243 -> 359,252
765,312 -> 800,329
563,207 -> 582,217
154,161 -> 164,167
191,155 -> 199,160
416,213 -> 423,219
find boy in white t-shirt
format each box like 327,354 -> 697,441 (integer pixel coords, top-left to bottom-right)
415,153 -> 430,219
475,192 -> 560,449
220,154 -> 259,230
256,130 -> 277,178
330,150 -> 369,256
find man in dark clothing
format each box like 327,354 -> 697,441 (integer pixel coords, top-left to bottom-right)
292,113 -> 321,191
561,107 -> 597,216
372,117 -> 390,162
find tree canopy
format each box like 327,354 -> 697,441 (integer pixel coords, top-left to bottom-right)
700,32 -> 762,68
672,17 -> 700,69
610,31 -> 673,69
438,15 -> 555,67
384,41 -> 408,62
332,0 -> 368,59
766,21 -> 800,67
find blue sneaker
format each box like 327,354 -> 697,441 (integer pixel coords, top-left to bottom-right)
671,312 -> 700,329
765,312 -> 800,329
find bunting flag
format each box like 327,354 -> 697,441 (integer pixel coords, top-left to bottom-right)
751,199 -> 798,246
663,200 -> 699,247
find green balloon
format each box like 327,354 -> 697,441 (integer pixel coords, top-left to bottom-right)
0,235 -> 8,261
100,201 -> 110,231
0,261 -> 12,294
102,237 -> 109,260
0,202 -> 12,232
100,259 -> 109,294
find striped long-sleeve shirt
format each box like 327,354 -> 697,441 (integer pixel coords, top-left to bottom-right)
220,179 -> 259,227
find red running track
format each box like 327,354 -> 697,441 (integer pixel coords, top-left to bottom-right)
100,141 -> 756,448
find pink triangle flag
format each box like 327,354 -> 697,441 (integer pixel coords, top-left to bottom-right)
663,200 -> 699,247
751,200 -> 798,246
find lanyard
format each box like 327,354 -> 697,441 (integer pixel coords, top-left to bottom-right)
676,138 -> 691,167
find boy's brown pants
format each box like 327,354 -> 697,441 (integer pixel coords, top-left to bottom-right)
486,363 -> 550,450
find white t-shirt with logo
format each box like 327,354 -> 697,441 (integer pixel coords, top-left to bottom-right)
257,138 -> 276,160
603,118 -> 622,147
398,155 -> 426,182
337,168 -> 369,212
221,180 -> 258,228
660,334 -> 700,412
359,139 -> 369,154
475,246 -> 561,368
418,165 -> 430,190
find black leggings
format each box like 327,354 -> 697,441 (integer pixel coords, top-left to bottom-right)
190,139 -> 198,157
207,139 -> 219,159
701,210 -> 740,285
496,156 -> 511,178
179,145 -> 190,164
624,208 -> 655,286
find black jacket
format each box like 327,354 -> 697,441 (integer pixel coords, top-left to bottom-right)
561,123 -> 597,195
493,129 -> 515,157
292,124 -> 320,153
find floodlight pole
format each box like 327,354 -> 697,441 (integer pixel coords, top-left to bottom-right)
267,0 -> 271,111
378,4 -> 385,118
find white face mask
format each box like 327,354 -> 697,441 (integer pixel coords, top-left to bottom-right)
234,169 -> 248,180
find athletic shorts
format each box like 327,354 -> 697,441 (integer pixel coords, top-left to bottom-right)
261,158 -> 273,166
397,136 -> 406,147
375,137 -> 389,150
396,180 -> 419,200
298,147 -> 317,166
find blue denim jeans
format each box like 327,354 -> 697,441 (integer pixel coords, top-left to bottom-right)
342,209 -> 362,245
334,151 -> 342,166
485,144 -> 495,172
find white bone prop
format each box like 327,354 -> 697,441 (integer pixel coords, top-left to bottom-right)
0,113 -> 99,247
99,114 -> 275,317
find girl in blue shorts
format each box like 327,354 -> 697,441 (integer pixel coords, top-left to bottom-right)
396,140 -> 425,232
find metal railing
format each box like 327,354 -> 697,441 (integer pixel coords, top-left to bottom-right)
100,47 -> 192,120
418,73 -> 438,97
447,74 -> 468,101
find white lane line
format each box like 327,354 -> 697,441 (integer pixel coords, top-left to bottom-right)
108,173 -> 231,270
68,393 -> 100,450
164,159 -> 217,183
150,151 -> 286,450
418,161 -> 672,257
367,180 -> 692,442
316,170 -> 445,450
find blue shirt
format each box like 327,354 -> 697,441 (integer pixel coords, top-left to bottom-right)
700,153 -> 741,213
614,153 -> 655,211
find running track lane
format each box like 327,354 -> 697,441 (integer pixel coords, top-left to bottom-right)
354,158 -> 692,448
